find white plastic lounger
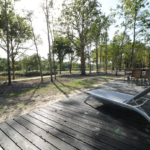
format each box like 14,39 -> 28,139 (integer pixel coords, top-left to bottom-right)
84,86 -> 150,122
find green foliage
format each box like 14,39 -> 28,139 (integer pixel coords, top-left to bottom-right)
53,36 -> 73,70
0,57 -> 7,71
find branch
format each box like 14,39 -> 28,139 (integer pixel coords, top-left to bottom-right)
0,44 -> 7,52
67,34 -> 80,50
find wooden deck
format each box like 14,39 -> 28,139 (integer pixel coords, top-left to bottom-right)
0,93 -> 150,150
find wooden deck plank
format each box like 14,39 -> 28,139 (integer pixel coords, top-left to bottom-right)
37,108 -> 140,150
55,99 -> 148,123
48,103 -> 150,145
0,90 -> 150,150
27,112 -> 115,150
0,122 -> 39,150
6,119 -> 57,150
0,129 -> 20,150
80,99 -> 148,123
53,102 -> 150,139
32,110 -> 118,150
20,114 -> 98,150
44,105 -> 150,150
15,116 -> 78,150
54,100 -> 150,137
58,96 -> 150,125
50,104 -> 150,148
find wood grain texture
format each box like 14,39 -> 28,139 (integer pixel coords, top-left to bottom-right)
52,102 -> 150,143
6,119 -> 57,150
0,122 -> 38,150
15,116 -> 77,150
28,111 -> 113,150
0,130 -> 20,150
39,107 -> 141,150
53,100 -> 150,137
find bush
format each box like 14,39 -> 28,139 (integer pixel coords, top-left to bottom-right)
24,71 -> 58,77
0,71 -> 58,77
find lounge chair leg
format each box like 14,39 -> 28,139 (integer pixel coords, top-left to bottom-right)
84,95 -> 92,103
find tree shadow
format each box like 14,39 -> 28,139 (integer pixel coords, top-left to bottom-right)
52,81 -> 69,98
56,79 -> 83,94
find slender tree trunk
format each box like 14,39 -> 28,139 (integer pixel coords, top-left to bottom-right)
88,52 -> 91,74
52,40 -> 56,80
12,57 -> 15,80
149,53 -> 150,68
26,64 -> 28,73
130,7 -> 137,68
100,45 -> 102,72
96,40 -> 98,73
49,16 -> 56,80
119,53 -> 122,71
81,44 -> 86,75
89,44 -> 91,74
46,0 -> 53,82
119,22 -> 127,71
60,61 -> 61,74
105,30 -> 108,74
10,37 -> 15,80
30,20 -> 43,82
102,56 -> 104,71
5,0 -> 11,85
116,55 -> 120,76
70,56 -> 72,74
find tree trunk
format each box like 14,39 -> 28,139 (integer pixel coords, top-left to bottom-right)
112,60 -> 115,70
46,0 -> 53,82
12,57 -> 15,80
60,61 -> 61,74
104,28 -> 108,74
5,0 -> 11,85
52,40 -> 56,80
149,53 -> 150,68
70,57 -> 72,74
88,52 -> 91,74
10,38 -> 15,80
99,45 -> 102,72
105,38 -> 108,74
102,56 -> 104,71
81,45 -> 86,75
119,53 -> 122,71
130,7 -> 137,68
26,64 -> 28,73
96,40 -> 98,73
30,20 -> 43,82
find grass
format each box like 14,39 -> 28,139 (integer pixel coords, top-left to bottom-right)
0,74 -> 121,123
3,75 -> 117,99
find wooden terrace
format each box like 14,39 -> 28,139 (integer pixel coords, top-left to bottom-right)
0,92 -> 150,150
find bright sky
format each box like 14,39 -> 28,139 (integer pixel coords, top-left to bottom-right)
0,0 -> 119,59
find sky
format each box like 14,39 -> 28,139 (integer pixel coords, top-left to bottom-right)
0,0 -> 119,59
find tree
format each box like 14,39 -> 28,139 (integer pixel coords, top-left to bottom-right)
0,57 -> 7,71
27,11 -> 43,82
53,36 -> 73,74
41,0 -> 53,82
20,54 -> 29,73
68,51 -> 76,74
0,1 -> 32,80
0,0 -> 11,84
59,0 -> 102,75
103,16 -> 112,74
90,16 -> 103,73
119,0 -> 150,68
